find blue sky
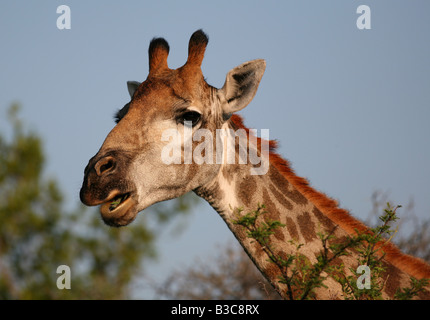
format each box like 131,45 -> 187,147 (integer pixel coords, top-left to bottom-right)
1,1 -> 430,298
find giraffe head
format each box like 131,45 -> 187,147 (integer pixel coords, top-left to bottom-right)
80,30 -> 266,227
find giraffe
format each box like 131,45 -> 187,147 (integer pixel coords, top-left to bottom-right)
80,30 -> 430,299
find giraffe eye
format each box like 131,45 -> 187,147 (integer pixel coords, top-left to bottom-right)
178,111 -> 201,127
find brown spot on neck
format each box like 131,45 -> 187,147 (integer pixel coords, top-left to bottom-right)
382,263 -> 401,298
269,182 -> 293,210
297,211 -> 317,242
313,206 -> 336,230
269,166 -> 308,206
237,175 -> 257,205
262,188 -> 285,242
286,217 -> 300,242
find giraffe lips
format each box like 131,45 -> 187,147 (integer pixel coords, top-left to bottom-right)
105,193 -> 130,211
99,192 -> 138,227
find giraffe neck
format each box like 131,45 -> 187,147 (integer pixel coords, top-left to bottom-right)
194,115 -> 430,299
195,158 -> 346,299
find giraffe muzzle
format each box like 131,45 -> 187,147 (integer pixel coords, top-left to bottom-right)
80,150 -> 139,227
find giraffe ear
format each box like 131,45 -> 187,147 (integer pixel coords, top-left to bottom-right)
220,59 -> 266,117
127,81 -> 141,99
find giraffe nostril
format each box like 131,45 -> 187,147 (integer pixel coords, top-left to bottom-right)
95,156 -> 116,176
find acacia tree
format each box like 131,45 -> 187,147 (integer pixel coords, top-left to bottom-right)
367,191 -> 430,264
0,104 -> 197,299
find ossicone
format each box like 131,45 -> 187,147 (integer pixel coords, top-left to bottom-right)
148,37 -> 170,74
185,29 -> 209,68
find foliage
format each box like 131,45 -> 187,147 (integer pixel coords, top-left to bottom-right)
369,191 -> 430,263
0,104 -> 197,299
232,202 -> 429,300
394,277 -> 429,300
156,194 -> 429,301
231,203 -> 360,299
333,204 -> 400,300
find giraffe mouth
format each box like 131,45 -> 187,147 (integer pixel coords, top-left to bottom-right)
99,191 -> 138,227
